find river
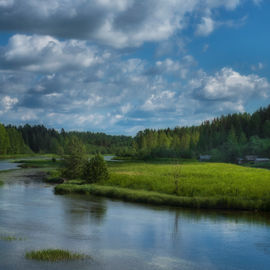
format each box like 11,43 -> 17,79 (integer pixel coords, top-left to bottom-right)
0,161 -> 270,270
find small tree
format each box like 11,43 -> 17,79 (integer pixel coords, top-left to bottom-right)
83,154 -> 109,183
61,137 -> 87,179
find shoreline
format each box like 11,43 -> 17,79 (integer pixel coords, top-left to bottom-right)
54,183 -> 270,212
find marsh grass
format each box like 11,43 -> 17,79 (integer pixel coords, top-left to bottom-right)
25,249 -> 89,262
55,183 -> 270,211
106,161 -> 270,200
43,170 -> 63,184
56,161 -> 270,211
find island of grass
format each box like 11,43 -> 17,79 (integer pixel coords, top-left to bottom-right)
55,160 -> 270,211
25,249 -> 89,262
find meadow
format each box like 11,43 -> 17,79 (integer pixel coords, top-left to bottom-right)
56,160 -> 270,211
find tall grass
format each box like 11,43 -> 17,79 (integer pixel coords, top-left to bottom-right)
55,161 -> 270,211
25,249 -> 88,262
55,183 -> 270,211
105,161 -> 270,201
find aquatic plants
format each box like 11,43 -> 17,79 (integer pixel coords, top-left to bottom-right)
25,249 -> 89,262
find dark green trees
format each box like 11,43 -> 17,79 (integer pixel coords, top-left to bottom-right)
83,154 -> 109,183
61,140 -> 109,183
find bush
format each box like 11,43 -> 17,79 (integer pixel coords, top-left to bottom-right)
83,154 -> 109,183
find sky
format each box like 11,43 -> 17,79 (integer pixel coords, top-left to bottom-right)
0,0 -> 270,135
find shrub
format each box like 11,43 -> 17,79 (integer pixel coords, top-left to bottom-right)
83,154 -> 109,183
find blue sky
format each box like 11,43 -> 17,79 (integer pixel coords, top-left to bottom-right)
0,0 -> 269,135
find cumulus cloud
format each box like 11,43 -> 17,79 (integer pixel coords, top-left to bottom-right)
192,67 -> 269,100
1,34 -> 109,72
0,95 -> 18,112
196,17 -> 215,36
0,0 -> 266,134
189,68 -> 270,114
141,91 -> 176,111
0,0 -> 246,48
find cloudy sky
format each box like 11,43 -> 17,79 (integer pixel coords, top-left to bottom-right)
0,0 -> 269,135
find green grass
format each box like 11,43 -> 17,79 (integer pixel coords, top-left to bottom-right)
43,170 -> 64,184
25,249 -> 89,262
55,183 -> 270,210
56,161 -> 270,211
0,180 -> 3,186
105,161 -> 270,200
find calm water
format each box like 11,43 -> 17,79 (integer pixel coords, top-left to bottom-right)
1,165 -> 270,269
0,160 -> 19,171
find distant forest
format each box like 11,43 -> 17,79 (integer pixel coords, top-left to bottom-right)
1,104 -> 270,162
0,125 -> 133,156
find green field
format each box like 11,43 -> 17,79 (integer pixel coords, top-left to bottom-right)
106,162 -> 270,199
56,161 -> 270,211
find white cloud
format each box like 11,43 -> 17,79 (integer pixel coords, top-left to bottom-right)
1,96 -> 18,111
0,0 -> 247,48
2,34 -> 108,72
193,67 -> 269,100
196,17 -> 215,36
141,90 -> 176,111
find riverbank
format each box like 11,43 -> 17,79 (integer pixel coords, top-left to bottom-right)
55,182 -> 270,211
55,161 -> 270,211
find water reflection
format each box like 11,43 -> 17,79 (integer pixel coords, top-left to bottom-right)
62,194 -> 107,225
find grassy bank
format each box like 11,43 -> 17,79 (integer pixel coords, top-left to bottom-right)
55,161 -> 270,211
55,183 -> 270,211
25,249 -> 88,262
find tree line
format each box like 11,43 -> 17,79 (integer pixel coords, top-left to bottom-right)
133,105 -> 270,162
0,123 -> 133,155
1,104 -> 270,162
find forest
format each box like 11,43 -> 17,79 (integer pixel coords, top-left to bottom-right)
0,124 -> 133,156
134,105 -> 270,162
1,104 -> 270,162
